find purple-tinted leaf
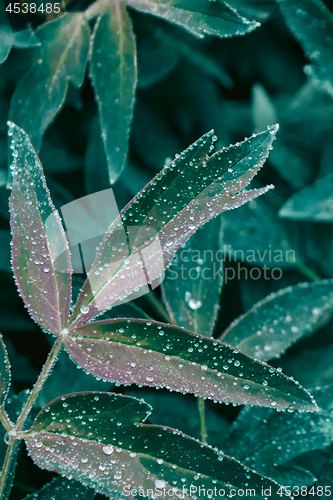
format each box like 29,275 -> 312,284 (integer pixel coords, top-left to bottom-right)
219,280 -> 333,361
70,127 -> 278,328
25,392 -> 284,499
0,335 -> 10,406
8,122 -> 71,335
161,217 -> 224,337
63,319 -> 317,411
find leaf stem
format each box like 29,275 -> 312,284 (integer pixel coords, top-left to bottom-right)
0,437 -> 18,498
0,407 -> 13,432
296,262 -> 320,281
198,396 -> 207,444
14,337 -> 63,432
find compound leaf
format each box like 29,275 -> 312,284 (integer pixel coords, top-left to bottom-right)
9,13 -> 90,151
25,392 -> 285,499
90,1 -> 137,184
8,122 -> 71,335
219,280 -> 333,361
161,217 -> 223,337
126,0 -> 260,39
63,318 -> 317,411
70,127 -> 277,327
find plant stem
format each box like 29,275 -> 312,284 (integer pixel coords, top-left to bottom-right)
15,338 -> 63,432
0,437 -> 18,498
84,0 -> 110,20
145,292 -> 171,323
296,262 -> 320,281
0,407 -> 13,432
198,396 -> 207,444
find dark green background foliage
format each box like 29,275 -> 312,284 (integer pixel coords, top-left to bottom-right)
1,0 -> 333,497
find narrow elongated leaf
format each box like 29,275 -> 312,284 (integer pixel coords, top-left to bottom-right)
90,1 -> 137,184
278,0 -> 333,96
70,127 -> 278,327
63,318 -> 317,411
23,477 -> 95,500
0,334 -> 10,406
219,280 -> 333,361
8,122 -> 71,335
127,0 -> 260,38
279,173 -> 333,222
9,13 -> 90,151
25,392 -> 284,499
222,385 -> 333,485
162,217 -> 223,336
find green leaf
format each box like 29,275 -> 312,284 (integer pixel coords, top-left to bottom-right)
252,83 -> 277,132
23,476 -> 95,500
25,392 -> 285,499
219,280 -> 333,361
63,318 -> 317,411
222,385 -> 333,486
220,190 -> 299,268
127,0 -> 260,38
0,334 -> 10,407
8,122 -> 71,335
9,13 -> 90,152
278,0 -> 333,97
162,217 -> 223,337
70,127 -> 278,327
0,231 -> 11,273
90,1 -> 137,184
279,173 -> 333,222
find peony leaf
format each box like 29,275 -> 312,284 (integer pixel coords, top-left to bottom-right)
219,280 -> 333,361
8,122 -> 71,335
70,126 -> 278,328
25,392 -> 285,499
63,318 -> 317,411
90,1 -> 137,184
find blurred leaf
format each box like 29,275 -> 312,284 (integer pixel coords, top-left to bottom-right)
4,338 -> 38,384
219,280 -> 333,361
127,0 -> 260,38
252,83 -> 277,132
278,0 -> 333,97
23,477 -> 95,500
220,190 -> 300,268
25,392 -> 285,499
279,173 -> 333,222
229,0 -> 277,22
8,122 -> 71,335
84,116 -> 110,195
64,318 -> 317,410
0,334 -> 10,406
319,132 -> 333,178
222,385 -> 333,485
9,13 -> 90,151
162,217 -> 223,336
0,231 -> 11,273
90,1 -> 137,184
40,142 -> 82,174
70,127 -> 277,327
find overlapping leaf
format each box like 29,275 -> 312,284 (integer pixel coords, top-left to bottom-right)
63,318 -> 317,411
162,217 -> 223,336
279,173 -> 333,222
90,1 -> 137,184
9,13 -> 90,151
219,280 -> 333,361
23,477 -> 95,500
278,0 -> 333,97
25,392 -> 284,499
0,335 -> 10,407
127,0 -> 260,38
70,126 -> 278,327
8,123 -> 71,335
222,385 -> 333,486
